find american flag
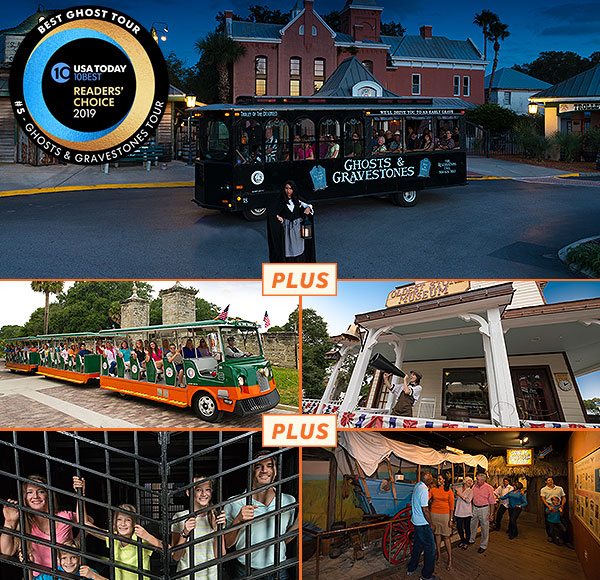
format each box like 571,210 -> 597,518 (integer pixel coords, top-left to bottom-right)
263,311 -> 271,328
216,305 -> 229,320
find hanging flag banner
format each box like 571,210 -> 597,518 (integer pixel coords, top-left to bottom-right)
9,5 -> 169,165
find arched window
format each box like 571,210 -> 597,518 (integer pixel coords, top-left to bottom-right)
238,119 -> 263,164
312,26 -> 317,36
299,25 -> 304,35
255,56 -> 267,96
290,57 -> 302,96
318,118 -> 340,160
313,58 -> 325,92
293,118 -> 315,161
344,119 -> 364,158
264,118 -> 290,162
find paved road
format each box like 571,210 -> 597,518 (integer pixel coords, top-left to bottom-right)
0,368 -> 294,428
0,177 -> 598,278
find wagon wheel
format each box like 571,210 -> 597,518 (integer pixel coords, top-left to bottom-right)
382,507 -> 413,564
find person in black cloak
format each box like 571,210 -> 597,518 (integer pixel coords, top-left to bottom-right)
267,180 -> 316,262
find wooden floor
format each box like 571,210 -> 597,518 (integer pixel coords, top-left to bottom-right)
304,513 -> 586,580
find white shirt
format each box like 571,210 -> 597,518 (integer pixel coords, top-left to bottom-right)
495,484 -> 514,508
541,485 -> 565,505
391,381 -> 422,406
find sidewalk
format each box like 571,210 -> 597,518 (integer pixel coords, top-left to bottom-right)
0,160 -> 195,195
467,156 -> 573,178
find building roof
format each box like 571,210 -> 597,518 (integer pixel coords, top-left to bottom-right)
485,68 -> 551,90
231,20 -> 282,40
385,34 -> 482,62
315,56 -> 399,97
531,64 -> 600,99
0,10 -> 58,35
342,0 -> 383,10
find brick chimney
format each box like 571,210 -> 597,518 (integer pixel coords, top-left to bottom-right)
225,10 -> 233,35
420,25 -> 432,38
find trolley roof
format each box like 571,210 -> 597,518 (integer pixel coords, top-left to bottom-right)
5,336 -> 38,342
97,319 -> 260,335
37,332 -> 100,339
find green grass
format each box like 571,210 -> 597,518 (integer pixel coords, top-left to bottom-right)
273,366 -> 299,407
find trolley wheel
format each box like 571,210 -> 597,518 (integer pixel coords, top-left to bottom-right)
9,369 -> 16,373
192,392 -> 224,422
382,507 -> 413,564
391,190 -> 419,207
242,207 -> 267,221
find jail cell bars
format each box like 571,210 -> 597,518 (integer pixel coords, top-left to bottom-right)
0,431 -> 299,580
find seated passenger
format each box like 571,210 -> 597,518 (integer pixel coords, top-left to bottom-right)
384,130 -> 394,148
421,133 -> 433,151
236,133 -> 249,164
250,145 -> 262,164
438,130 -> 455,149
182,338 -> 198,359
373,136 -> 388,155
132,340 -> 147,374
406,132 -> 419,150
102,342 -> 117,376
265,127 -> 279,162
148,340 -> 163,373
293,135 -> 303,160
167,344 -> 184,385
346,132 -> 363,157
389,131 -> 402,152
224,337 -> 252,359
452,127 -> 460,147
78,343 -> 91,357
118,340 -> 131,371
319,136 -> 330,159
302,136 -> 315,160
197,338 -> 212,358
326,135 -> 340,159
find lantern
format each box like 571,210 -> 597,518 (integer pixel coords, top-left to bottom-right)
301,215 -> 313,239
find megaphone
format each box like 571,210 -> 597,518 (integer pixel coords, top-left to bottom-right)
368,353 -> 406,378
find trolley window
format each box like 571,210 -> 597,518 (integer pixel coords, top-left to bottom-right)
318,118 -> 340,159
371,114 -> 404,155
265,118 -> 289,163
199,120 -> 230,161
344,118 -> 364,158
293,117 -> 315,161
405,117 -> 434,151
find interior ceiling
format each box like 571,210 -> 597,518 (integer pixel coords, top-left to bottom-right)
380,430 -> 572,456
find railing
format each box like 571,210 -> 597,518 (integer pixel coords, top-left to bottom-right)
0,431 -> 299,580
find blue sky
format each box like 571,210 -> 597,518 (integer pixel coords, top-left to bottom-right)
3,1 -> 599,72
304,281 -> 600,399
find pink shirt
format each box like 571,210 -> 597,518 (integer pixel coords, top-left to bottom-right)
30,510 -> 76,575
472,482 -> 495,507
151,349 -> 162,362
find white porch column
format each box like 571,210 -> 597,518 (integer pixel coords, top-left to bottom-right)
460,313 -> 499,425
487,307 -> 520,427
317,344 -> 357,413
338,327 -> 386,413
386,338 -> 406,413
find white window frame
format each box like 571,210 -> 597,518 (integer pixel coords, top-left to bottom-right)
463,76 -> 470,97
453,75 -> 460,97
412,73 -> 421,96
312,26 -> 317,36
299,25 -> 304,35
504,91 -> 511,105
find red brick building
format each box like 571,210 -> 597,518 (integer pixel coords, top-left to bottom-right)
226,0 -> 487,103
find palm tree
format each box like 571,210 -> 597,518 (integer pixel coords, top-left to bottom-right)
487,21 -> 510,101
473,10 -> 499,61
31,281 -> 64,334
195,32 -> 246,103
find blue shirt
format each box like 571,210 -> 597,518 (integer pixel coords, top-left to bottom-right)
182,347 -> 199,358
500,490 -> 528,509
37,566 -> 98,580
411,481 -> 430,526
546,505 -> 562,523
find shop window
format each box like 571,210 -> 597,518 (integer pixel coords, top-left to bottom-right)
412,74 -> 421,95
255,56 -> 267,96
442,368 -> 490,419
313,58 -> 325,92
0,431 -> 299,580
463,76 -> 470,97
290,57 -> 301,96
453,76 -> 460,97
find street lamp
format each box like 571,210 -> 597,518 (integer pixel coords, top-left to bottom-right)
528,103 -> 539,115
186,95 -> 197,166
151,21 -> 169,42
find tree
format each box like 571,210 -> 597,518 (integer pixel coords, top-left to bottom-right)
465,103 -> 519,133
486,20 -> 510,101
380,21 -> 406,37
195,32 -> 246,103
0,325 -> 24,341
300,308 -> 330,399
513,51 -> 595,85
473,10 -> 499,61
268,307 -> 298,332
31,281 -> 65,335
322,11 -> 341,31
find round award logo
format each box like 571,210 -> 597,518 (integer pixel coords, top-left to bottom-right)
9,6 -> 169,165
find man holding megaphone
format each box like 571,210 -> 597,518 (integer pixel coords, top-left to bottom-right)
383,370 -> 423,417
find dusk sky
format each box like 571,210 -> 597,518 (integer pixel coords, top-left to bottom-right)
2,0 -> 599,73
